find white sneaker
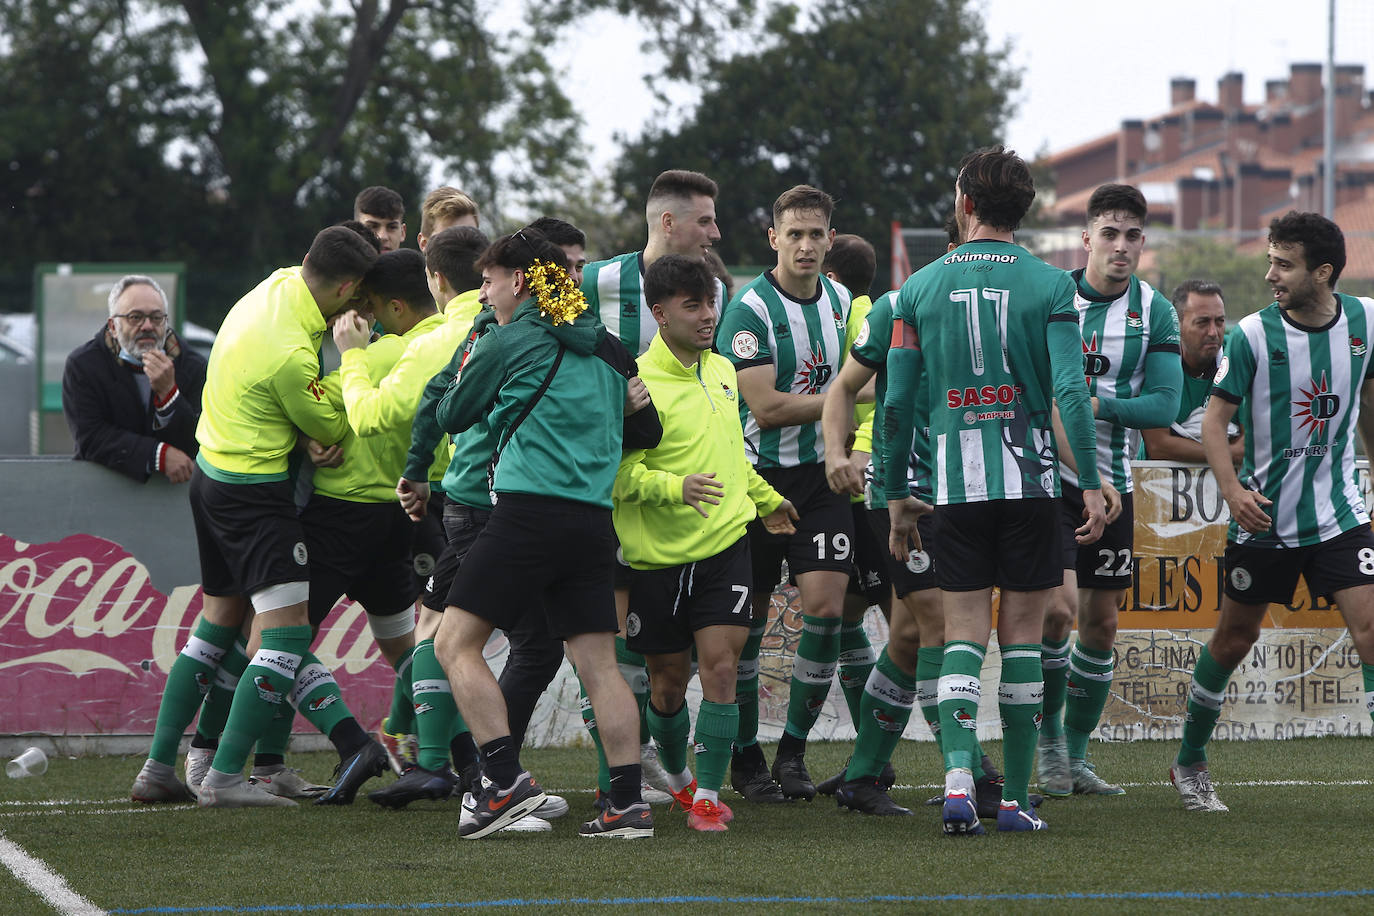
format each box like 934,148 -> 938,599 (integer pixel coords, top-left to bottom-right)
1170,762 -> 1228,812
533,793 -> 569,819
1037,733 -> 1072,797
131,761 -> 194,803
250,765 -> 330,798
640,742 -> 672,792
503,814 -> 553,833
1070,758 -> 1125,796
183,747 -> 213,799
197,778 -> 297,808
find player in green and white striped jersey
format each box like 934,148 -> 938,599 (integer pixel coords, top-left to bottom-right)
715,185 -> 854,802
578,170 -> 725,806
880,146 -> 1105,835
582,170 -> 727,357
1040,185 -> 1182,798
1172,211 -> 1374,813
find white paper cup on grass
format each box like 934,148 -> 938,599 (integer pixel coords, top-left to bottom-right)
6,747 -> 47,778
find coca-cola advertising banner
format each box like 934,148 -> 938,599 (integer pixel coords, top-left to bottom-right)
0,533 -> 393,736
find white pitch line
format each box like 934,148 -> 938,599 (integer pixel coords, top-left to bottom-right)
0,799 -> 129,808
0,834 -> 107,915
0,806 -> 194,819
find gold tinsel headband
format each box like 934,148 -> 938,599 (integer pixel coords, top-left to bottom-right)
525,259 -> 588,326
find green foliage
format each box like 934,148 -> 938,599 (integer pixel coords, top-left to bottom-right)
611,0 -> 1020,296
1150,235 -> 1274,318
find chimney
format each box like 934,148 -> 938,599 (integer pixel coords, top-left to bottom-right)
1336,64 -> 1365,140
1289,62 -> 1323,106
1118,119 -> 1145,179
1218,71 -> 1244,112
1171,77 -> 1197,108
1266,79 -> 1289,105
1158,114 -> 1182,163
1267,112 -> 1297,155
1176,177 -> 1205,230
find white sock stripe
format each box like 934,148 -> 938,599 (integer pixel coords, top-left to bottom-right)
801,619 -> 842,636
1042,656 -> 1070,670
915,679 -> 940,705
288,663 -> 335,707
736,659 -> 759,680
1071,644 -> 1113,665
412,678 -> 453,696
1001,648 -> 1041,661
395,654 -> 414,677
864,668 -> 916,708
943,643 -> 986,661
1189,680 -> 1226,710
213,667 -> 240,690
791,656 -> 838,685
1041,639 -> 1070,655
937,674 -> 981,704
180,636 -> 226,666
1068,660 -> 1115,682
998,680 -> 1045,705
250,649 -> 301,680
231,640 -> 249,659
838,646 -> 877,666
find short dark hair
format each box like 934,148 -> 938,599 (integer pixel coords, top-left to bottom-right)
305,225 -> 380,285
1268,210 -> 1346,288
525,216 -> 586,250
773,184 -> 834,226
1170,279 -> 1224,312
335,219 -> 384,253
364,249 -> 434,313
956,146 -> 1035,233
1087,183 -> 1148,224
354,186 -> 405,220
823,234 -> 876,296
944,213 -> 961,246
425,226 -> 489,294
648,170 -> 718,206
475,227 -> 569,275
644,254 -> 715,309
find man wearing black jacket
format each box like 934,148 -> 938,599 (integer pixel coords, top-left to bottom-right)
62,275 -> 206,483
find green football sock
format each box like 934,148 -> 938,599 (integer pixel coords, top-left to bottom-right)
998,644 -> 1043,810
1177,645 -> 1234,767
645,701 -> 691,776
734,619 -> 765,747
783,615 -> 840,741
254,703 -> 293,760
578,673 -> 611,792
615,637 -> 651,745
1064,640 -> 1114,760
693,700 -> 738,794
838,619 -> 877,726
148,618 -> 238,766
210,625 -> 311,777
846,650 -> 915,781
915,646 -> 944,762
194,635 -> 249,745
386,645 -> 417,735
290,651 -> 355,739
1040,634 -> 1070,739
411,638 -> 457,772
938,640 -> 986,773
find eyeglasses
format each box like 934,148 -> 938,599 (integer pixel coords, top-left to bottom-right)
112,311 -> 168,326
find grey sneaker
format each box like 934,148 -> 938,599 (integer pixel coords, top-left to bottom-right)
131,761 -> 194,803
640,743 -> 674,804
197,778 -> 297,808
1170,762 -> 1228,812
250,764 -> 329,798
183,747 -> 213,799
1070,758 -> 1125,796
533,793 -> 570,819
1037,733 -> 1072,797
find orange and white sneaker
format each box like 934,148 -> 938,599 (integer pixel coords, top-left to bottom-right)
686,798 -> 730,832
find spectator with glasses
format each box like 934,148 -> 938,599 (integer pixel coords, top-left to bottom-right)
61,274 -> 207,483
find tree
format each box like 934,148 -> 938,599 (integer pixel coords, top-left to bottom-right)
609,0 -> 1020,293
1150,236 -> 1273,319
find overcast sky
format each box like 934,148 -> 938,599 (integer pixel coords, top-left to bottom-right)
555,0 -> 1374,170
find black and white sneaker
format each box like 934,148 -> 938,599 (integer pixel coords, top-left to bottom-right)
578,801 -> 654,839
459,772 -> 547,839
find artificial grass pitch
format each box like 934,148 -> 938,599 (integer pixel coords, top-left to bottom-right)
2,739 -> 1373,915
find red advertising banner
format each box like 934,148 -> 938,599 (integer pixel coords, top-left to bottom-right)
0,533 -> 394,736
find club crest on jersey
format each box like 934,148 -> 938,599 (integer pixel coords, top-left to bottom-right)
1125,309 -> 1143,329
306,379 -> 325,402
254,675 -> 284,704
731,331 -> 759,359
1293,372 -> 1338,439
906,549 -> 931,574
796,346 -> 833,393
307,695 -> 337,712
1230,566 -> 1253,591
1353,336 -> 1368,357
1082,332 -> 1111,379
721,383 -> 736,401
